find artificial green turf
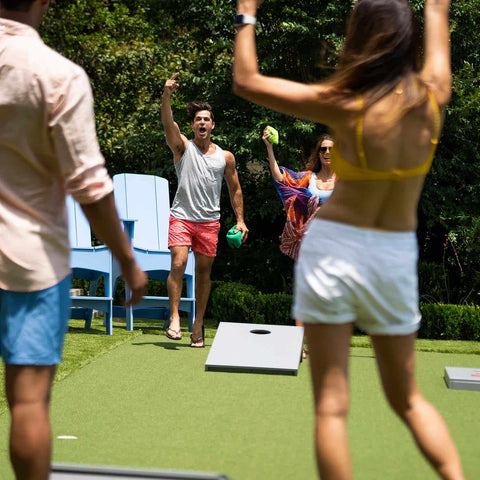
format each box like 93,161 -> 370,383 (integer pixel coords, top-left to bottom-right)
0,319 -> 479,479
0,318 -> 142,416
350,334 -> 480,355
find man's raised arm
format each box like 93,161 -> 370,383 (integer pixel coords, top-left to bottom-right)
161,73 -> 188,163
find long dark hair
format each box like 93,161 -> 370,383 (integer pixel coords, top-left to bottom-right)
305,134 -> 334,172
325,0 -> 426,110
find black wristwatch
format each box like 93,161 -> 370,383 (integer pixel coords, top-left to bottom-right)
234,13 -> 257,27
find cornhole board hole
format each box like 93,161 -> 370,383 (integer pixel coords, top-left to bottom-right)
205,322 -> 304,376
444,367 -> 480,391
51,463 -> 228,479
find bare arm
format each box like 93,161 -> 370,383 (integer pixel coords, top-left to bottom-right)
262,128 -> 285,182
224,151 -> 249,242
420,0 -> 451,106
161,73 -> 189,163
233,1 -> 342,128
80,193 -> 147,306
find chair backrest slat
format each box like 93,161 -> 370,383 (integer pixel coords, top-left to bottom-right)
113,174 -> 170,251
67,195 -> 92,248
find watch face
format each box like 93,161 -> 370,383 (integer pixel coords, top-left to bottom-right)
234,14 -> 245,24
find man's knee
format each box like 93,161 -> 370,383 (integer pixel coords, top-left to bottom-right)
6,365 -> 55,407
170,259 -> 187,275
169,253 -> 188,277
194,255 -> 215,277
195,268 -> 212,283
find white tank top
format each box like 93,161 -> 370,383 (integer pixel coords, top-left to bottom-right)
170,140 -> 226,222
308,172 -> 333,202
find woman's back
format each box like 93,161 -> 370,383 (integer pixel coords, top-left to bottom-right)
233,0 -> 450,233
318,86 -> 441,231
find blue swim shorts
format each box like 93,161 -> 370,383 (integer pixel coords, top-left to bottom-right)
0,275 -> 71,365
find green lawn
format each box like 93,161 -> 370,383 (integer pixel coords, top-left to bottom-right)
1,317 -> 479,416
0,318 -> 142,416
0,318 -> 479,479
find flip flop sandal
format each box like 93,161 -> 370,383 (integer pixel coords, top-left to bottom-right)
166,327 -> 182,340
190,326 -> 205,348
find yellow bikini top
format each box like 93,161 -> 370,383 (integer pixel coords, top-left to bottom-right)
331,91 -> 440,181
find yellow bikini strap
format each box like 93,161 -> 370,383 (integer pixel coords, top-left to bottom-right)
423,90 -> 441,170
355,95 -> 368,168
428,90 -> 440,146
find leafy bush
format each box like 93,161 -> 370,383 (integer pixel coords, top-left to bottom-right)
261,293 -> 295,326
211,282 -> 480,340
211,282 -> 265,324
419,303 -> 480,341
42,0 -> 479,301
418,262 -> 449,304
211,283 -> 294,326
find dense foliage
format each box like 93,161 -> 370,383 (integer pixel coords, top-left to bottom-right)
211,281 -> 480,340
41,0 -> 479,303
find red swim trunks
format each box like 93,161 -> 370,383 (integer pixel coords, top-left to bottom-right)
168,215 -> 221,257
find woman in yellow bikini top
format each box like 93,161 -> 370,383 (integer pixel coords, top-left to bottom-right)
233,1 -> 463,479
331,91 -> 441,182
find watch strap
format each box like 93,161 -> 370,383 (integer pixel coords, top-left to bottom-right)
234,13 -> 257,27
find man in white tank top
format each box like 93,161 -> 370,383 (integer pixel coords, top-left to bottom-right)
161,73 -> 248,347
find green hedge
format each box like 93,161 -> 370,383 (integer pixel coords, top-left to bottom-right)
211,282 -> 295,327
211,282 -> 266,324
260,292 -> 294,325
419,303 -> 480,341
211,282 -> 480,340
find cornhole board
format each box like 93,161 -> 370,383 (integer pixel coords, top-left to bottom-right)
51,463 -> 228,479
205,322 -> 304,376
444,367 -> 480,391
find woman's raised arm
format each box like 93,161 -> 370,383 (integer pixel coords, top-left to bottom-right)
420,0 -> 451,106
233,0 -> 342,127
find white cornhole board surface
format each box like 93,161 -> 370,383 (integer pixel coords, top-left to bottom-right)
51,463 -> 228,479
205,322 -> 304,375
444,367 -> 480,391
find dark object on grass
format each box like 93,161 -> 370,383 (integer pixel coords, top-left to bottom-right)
51,463 -> 228,479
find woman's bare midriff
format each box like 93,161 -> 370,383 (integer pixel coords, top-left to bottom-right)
316,176 -> 426,231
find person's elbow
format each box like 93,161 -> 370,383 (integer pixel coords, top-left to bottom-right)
232,72 -> 261,100
232,77 -> 250,99
437,81 -> 452,107
430,76 -> 452,107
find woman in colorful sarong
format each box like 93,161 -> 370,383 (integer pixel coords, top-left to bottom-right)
262,129 -> 335,261
263,129 -> 335,358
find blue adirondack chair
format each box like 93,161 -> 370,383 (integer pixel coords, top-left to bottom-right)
112,173 -> 195,331
67,195 -> 114,335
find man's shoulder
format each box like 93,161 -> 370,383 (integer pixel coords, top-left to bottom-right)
36,42 -> 87,83
222,149 -> 234,162
11,34 -> 88,86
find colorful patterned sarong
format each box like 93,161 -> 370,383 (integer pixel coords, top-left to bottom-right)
273,167 -> 322,260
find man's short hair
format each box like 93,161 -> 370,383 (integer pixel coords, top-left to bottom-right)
187,101 -> 214,122
0,0 -> 36,11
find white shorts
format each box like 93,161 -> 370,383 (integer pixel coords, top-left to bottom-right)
293,219 -> 421,335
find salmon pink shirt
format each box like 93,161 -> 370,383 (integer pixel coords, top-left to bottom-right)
0,18 -> 113,292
